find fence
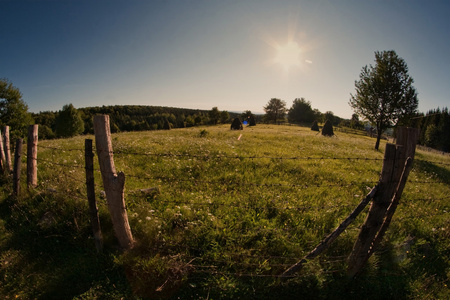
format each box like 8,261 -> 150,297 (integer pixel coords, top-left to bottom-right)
1,119 -> 449,280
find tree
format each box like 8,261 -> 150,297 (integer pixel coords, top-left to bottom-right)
288,98 -> 315,124
0,78 -> 34,139
55,104 -> 84,137
350,113 -> 363,129
323,111 -> 335,124
220,110 -> 230,124
209,107 -> 221,125
349,50 -> 418,150
264,98 -> 287,124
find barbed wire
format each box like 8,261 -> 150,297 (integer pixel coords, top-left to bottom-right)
38,145 -> 85,152
35,143 -> 449,166
36,157 -> 86,169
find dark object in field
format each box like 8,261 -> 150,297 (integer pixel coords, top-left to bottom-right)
322,120 -> 334,136
248,115 -> 256,126
311,120 -> 319,131
231,118 -> 243,130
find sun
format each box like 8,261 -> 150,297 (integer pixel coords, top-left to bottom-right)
273,41 -> 302,71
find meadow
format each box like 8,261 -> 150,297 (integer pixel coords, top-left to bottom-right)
0,124 -> 448,299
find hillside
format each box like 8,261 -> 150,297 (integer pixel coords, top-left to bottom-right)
0,124 -> 448,299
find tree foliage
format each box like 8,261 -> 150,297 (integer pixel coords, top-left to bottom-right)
0,78 -> 34,139
288,98 -> 316,124
264,98 -> 287,124
209,107 -> 221,125
349,50 -> 418,149
412,107 -> 450,152
55,104 -> 84,138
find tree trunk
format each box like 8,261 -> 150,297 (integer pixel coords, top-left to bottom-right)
374,126 -> 382,150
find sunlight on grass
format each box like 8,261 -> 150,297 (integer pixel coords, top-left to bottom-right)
1,124 -> 448,299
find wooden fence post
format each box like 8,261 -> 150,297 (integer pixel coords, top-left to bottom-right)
347,127 -> 419,277
13,138 -> 23,197
3,126 -> 12,173
0,133 -> 5,173
27,124 -> 39,188
85,139 -> 103,252
94,115 -> 134,250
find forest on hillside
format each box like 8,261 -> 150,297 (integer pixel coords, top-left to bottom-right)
30,104 -> 450,153
32,105 -> 245,139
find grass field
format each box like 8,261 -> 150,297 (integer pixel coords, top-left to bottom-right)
0,124 -> 449,299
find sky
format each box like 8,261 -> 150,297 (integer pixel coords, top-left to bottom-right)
1,0 -> 449,119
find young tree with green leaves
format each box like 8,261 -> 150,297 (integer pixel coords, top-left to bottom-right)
0,78 -> 34,139
349,50 -> 418,150
264,98 -> 287,124
55,104 -> 84,138
209,107 -> 221,125
288,98 -> 315,124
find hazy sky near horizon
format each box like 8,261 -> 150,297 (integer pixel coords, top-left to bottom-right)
1,0 -> 449,119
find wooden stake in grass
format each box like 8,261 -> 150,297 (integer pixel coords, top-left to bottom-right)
85,139 -> 103,252
347,127 -> 419,277
3,126 -> 12,173
13,138 -> 23,197
27,124 -> 38,188
94,115 -> 134,250
0,133 -> 5,173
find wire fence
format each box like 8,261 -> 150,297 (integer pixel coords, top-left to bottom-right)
10,141 -> 449,279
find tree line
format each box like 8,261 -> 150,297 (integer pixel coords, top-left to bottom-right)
31,105 -> 248,139
1,49 -> 448,151
411,108 -> 450,152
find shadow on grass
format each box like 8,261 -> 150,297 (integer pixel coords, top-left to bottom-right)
0,191 -> 132,299
413,159 -> 450,185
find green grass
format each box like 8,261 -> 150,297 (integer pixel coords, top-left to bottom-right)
0,124 -> 448,299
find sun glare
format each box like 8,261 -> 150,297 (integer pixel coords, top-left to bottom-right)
274,41 -> 302,71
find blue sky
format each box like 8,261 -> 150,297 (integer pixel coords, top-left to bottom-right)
1,0 -> 449,119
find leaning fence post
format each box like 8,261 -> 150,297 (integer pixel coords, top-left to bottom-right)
85,139 -> 103,252
347,127 -> 419,277
27,124 -> 39,188
3,126 -> 12,173
347,143 -> 400,277
13,138 -> 23,197
94,115 -> 134,250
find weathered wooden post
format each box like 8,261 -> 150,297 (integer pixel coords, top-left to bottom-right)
3,126 -> 12,173
0,133 -> 5,172
27,124 -> 39,187
94,115 -> 134,249
347,144 -> 399,276
13,138 -> 23,197
347,127 -> 419,277
85,139 -> 103,252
